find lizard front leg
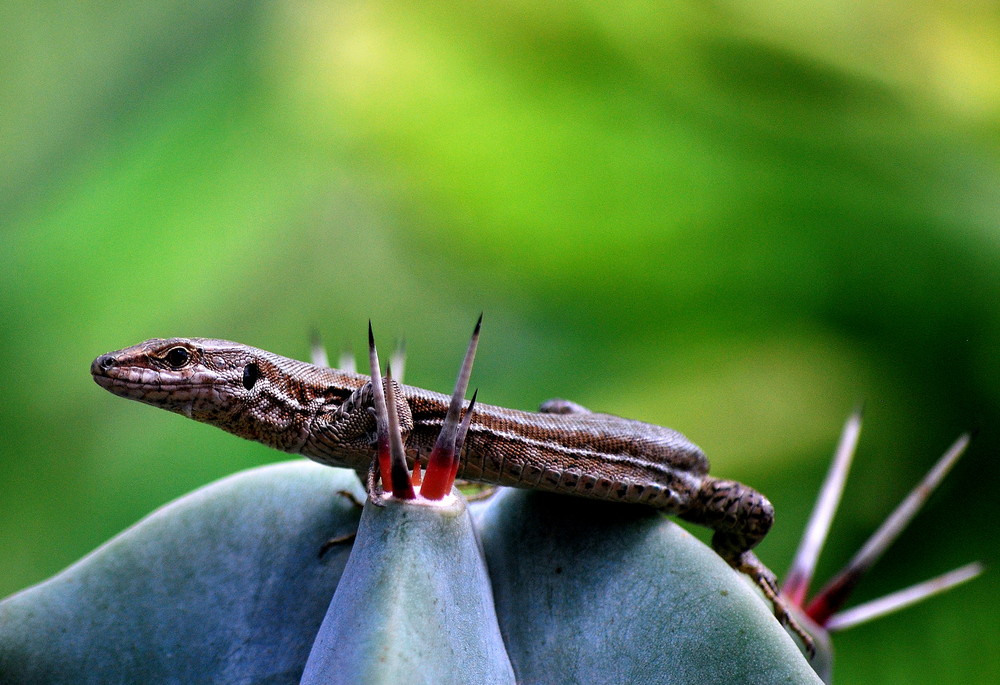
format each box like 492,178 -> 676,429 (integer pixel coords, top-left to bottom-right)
680,478 -> 815,656
304,377 -> 414,487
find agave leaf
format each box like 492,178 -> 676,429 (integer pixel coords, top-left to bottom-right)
301,494 -> 515,685
2,462 -> 821,684
477,488 -> 823,684
0,461 -> 364,684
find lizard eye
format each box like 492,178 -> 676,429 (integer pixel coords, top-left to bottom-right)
164,347 -> 191,369
242,362 -> 260,390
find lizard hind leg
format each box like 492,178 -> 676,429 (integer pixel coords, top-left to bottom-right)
538,398 -> 592,414
681,478 -> 816,657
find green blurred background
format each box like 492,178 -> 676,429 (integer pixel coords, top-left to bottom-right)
2,1 -> 998,681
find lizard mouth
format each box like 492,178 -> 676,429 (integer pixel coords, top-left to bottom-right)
91,372 -> 208,391
90,355 -> 219,402
91,367 -> 232,422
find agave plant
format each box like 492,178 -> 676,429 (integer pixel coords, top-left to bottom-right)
0,325 -> 978,684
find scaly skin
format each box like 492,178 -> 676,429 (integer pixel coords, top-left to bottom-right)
91,336 -> 813,654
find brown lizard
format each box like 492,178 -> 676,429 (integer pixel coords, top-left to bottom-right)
91,326 -> 813,654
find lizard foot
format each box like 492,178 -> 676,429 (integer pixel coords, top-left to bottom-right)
318,530 -> 357,558
736,552 -> 816,658
336,489 -> 365,509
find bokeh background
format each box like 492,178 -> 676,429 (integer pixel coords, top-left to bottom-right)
3,1 -> 998,681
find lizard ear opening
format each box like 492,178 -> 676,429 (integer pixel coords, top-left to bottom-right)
242,363 -> 261,390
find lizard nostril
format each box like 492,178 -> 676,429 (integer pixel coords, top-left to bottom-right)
95,354 -> 116,371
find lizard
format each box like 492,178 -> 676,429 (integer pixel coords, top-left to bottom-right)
91,330 -> 814,654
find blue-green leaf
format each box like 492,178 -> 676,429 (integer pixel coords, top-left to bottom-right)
302,495 -> 515,685
0,462 -> 364,684
477,488 -> 823,684
1,463 -> 822,684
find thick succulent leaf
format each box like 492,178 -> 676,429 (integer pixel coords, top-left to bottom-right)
477,488 -> 823,685
0,461 -> 365,684
2,462 -> 822,684
301,494 -> 515,685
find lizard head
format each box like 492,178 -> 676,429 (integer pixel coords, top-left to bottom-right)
91,337 -> 323,452
92,338 -> 260,419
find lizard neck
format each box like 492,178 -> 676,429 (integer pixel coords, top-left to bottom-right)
232,356 -> 370,455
